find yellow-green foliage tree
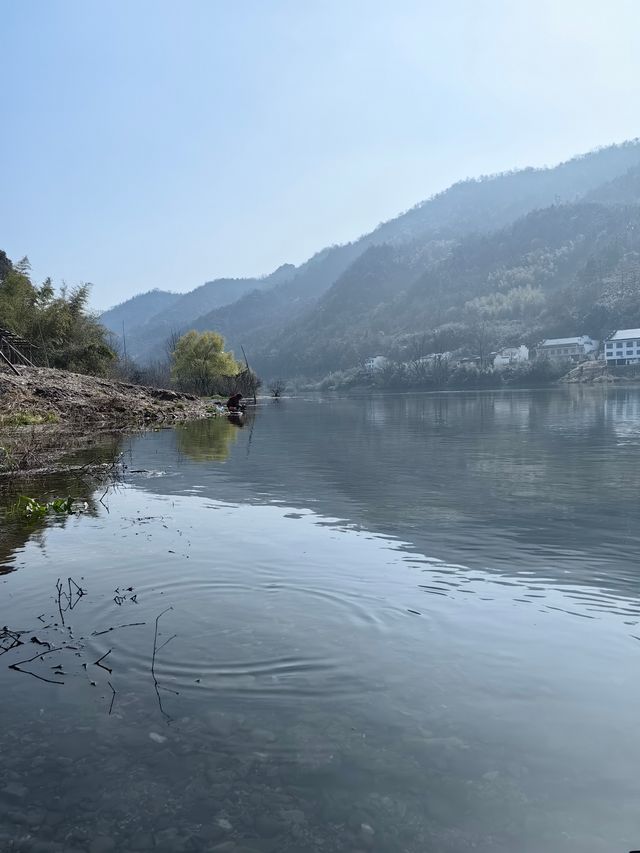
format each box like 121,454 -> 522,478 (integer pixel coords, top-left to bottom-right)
171,330 -> 240,396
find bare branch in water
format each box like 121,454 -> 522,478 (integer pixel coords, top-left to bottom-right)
9,646 -> 66,684
151,607 -> 174,721
91,622 -> 146,637
108,680 -> 117,715
155,633 -> 177,654
94,649 -> 113,673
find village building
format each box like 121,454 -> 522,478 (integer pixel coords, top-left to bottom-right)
412,352 -> 451,365
493,345 -> 529,369
364,355 -> 389,373
603,329 -> 640,365
536,336 -> 598,362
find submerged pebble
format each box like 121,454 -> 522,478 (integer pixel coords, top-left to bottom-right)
148,732 -> 167,744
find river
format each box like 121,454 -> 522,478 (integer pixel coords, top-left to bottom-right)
1,388 -> 639,853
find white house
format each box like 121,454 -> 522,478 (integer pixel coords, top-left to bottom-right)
364,355 -> 389,373
536,336 -> 598,362
493,345 -> 529,369
603,329 -> 640,365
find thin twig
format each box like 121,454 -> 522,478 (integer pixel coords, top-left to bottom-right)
151,607 -> 174,720
9,646 -> 66,684
56,578 -> 65,626
10,645 -> 65,666
91,622 -> 146,637
155,633 -> 176,654
94,649 -> 113,673
0,628 -> 23,656
107,680 -> 116,715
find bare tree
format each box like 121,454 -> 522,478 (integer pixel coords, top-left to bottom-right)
269,379 -> 286,397
165,329 -> 182,361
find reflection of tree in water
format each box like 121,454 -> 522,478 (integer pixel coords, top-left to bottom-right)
175,417 -> 241,462
0,437 -> 124,572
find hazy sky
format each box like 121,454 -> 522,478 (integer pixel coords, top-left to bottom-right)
1,0 -> 639,309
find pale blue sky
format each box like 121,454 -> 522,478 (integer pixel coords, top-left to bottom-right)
1,0 -> 639,309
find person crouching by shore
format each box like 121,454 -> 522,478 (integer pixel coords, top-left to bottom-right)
226,392 -> 244,412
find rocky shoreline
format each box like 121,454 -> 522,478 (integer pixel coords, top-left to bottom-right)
559,361 -> 640,383
0,367 -> 218,478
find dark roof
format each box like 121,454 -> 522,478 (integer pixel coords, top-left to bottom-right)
0,326 -> 37,348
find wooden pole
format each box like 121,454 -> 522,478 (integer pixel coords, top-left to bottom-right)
239,345 -> 256,404
0,347 -> 20,376
4,338 -> 34,367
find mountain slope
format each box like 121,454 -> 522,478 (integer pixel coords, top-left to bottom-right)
257,201 -> 640,378
369,139 -> 640,245
103,139 -> 640,372
121,263 -> 296,361
101,289 -> 180,336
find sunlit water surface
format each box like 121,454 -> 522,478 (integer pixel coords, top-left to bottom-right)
1,389 -> 639,853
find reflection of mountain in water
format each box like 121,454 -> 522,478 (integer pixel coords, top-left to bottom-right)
127,388 -> 640,605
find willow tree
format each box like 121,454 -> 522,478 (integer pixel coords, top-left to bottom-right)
171,330 -> 240,396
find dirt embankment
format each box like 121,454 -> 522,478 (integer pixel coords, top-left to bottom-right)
0,366 -> 214,426
0,367 -> 219,477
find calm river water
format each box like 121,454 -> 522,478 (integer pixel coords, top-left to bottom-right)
1,388 -> 639,853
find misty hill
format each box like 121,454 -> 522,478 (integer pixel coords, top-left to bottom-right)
101,264 -> 296,357
369,140 -> 640,244
103,140 -> 640,374
583,162 -> 640,206
121,263 -> 297,361
261,201 -> 640,379
101,289 -> 180,336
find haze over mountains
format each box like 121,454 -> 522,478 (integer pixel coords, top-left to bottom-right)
101,140 -> 640,380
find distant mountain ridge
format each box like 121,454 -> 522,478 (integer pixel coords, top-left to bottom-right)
100,289 -> 180,336
101,140 -> 640,376
101,263 -> 296,340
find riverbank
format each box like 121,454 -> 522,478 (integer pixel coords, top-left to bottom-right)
560,361 -> 640,383
0,367 -> 218,477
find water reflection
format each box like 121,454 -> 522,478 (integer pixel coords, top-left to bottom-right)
175,416 -> 241,462
123,388 -> 640,609
1,390 -> 640,852
0,436 -> 123,571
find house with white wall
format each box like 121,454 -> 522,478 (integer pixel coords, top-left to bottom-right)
603,329 -> 640,365
536,336 -> 598,362
493,345 -> 529,369
364,355 -> 389,373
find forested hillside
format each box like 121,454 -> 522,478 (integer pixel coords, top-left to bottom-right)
102,140 -> 640,379
262,202 -> 640,379
101,263 -> 296,352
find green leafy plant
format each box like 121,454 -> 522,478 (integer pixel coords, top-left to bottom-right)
12,495 -> 76,520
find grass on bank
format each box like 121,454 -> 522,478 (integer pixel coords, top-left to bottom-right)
0,411 -> 59,427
